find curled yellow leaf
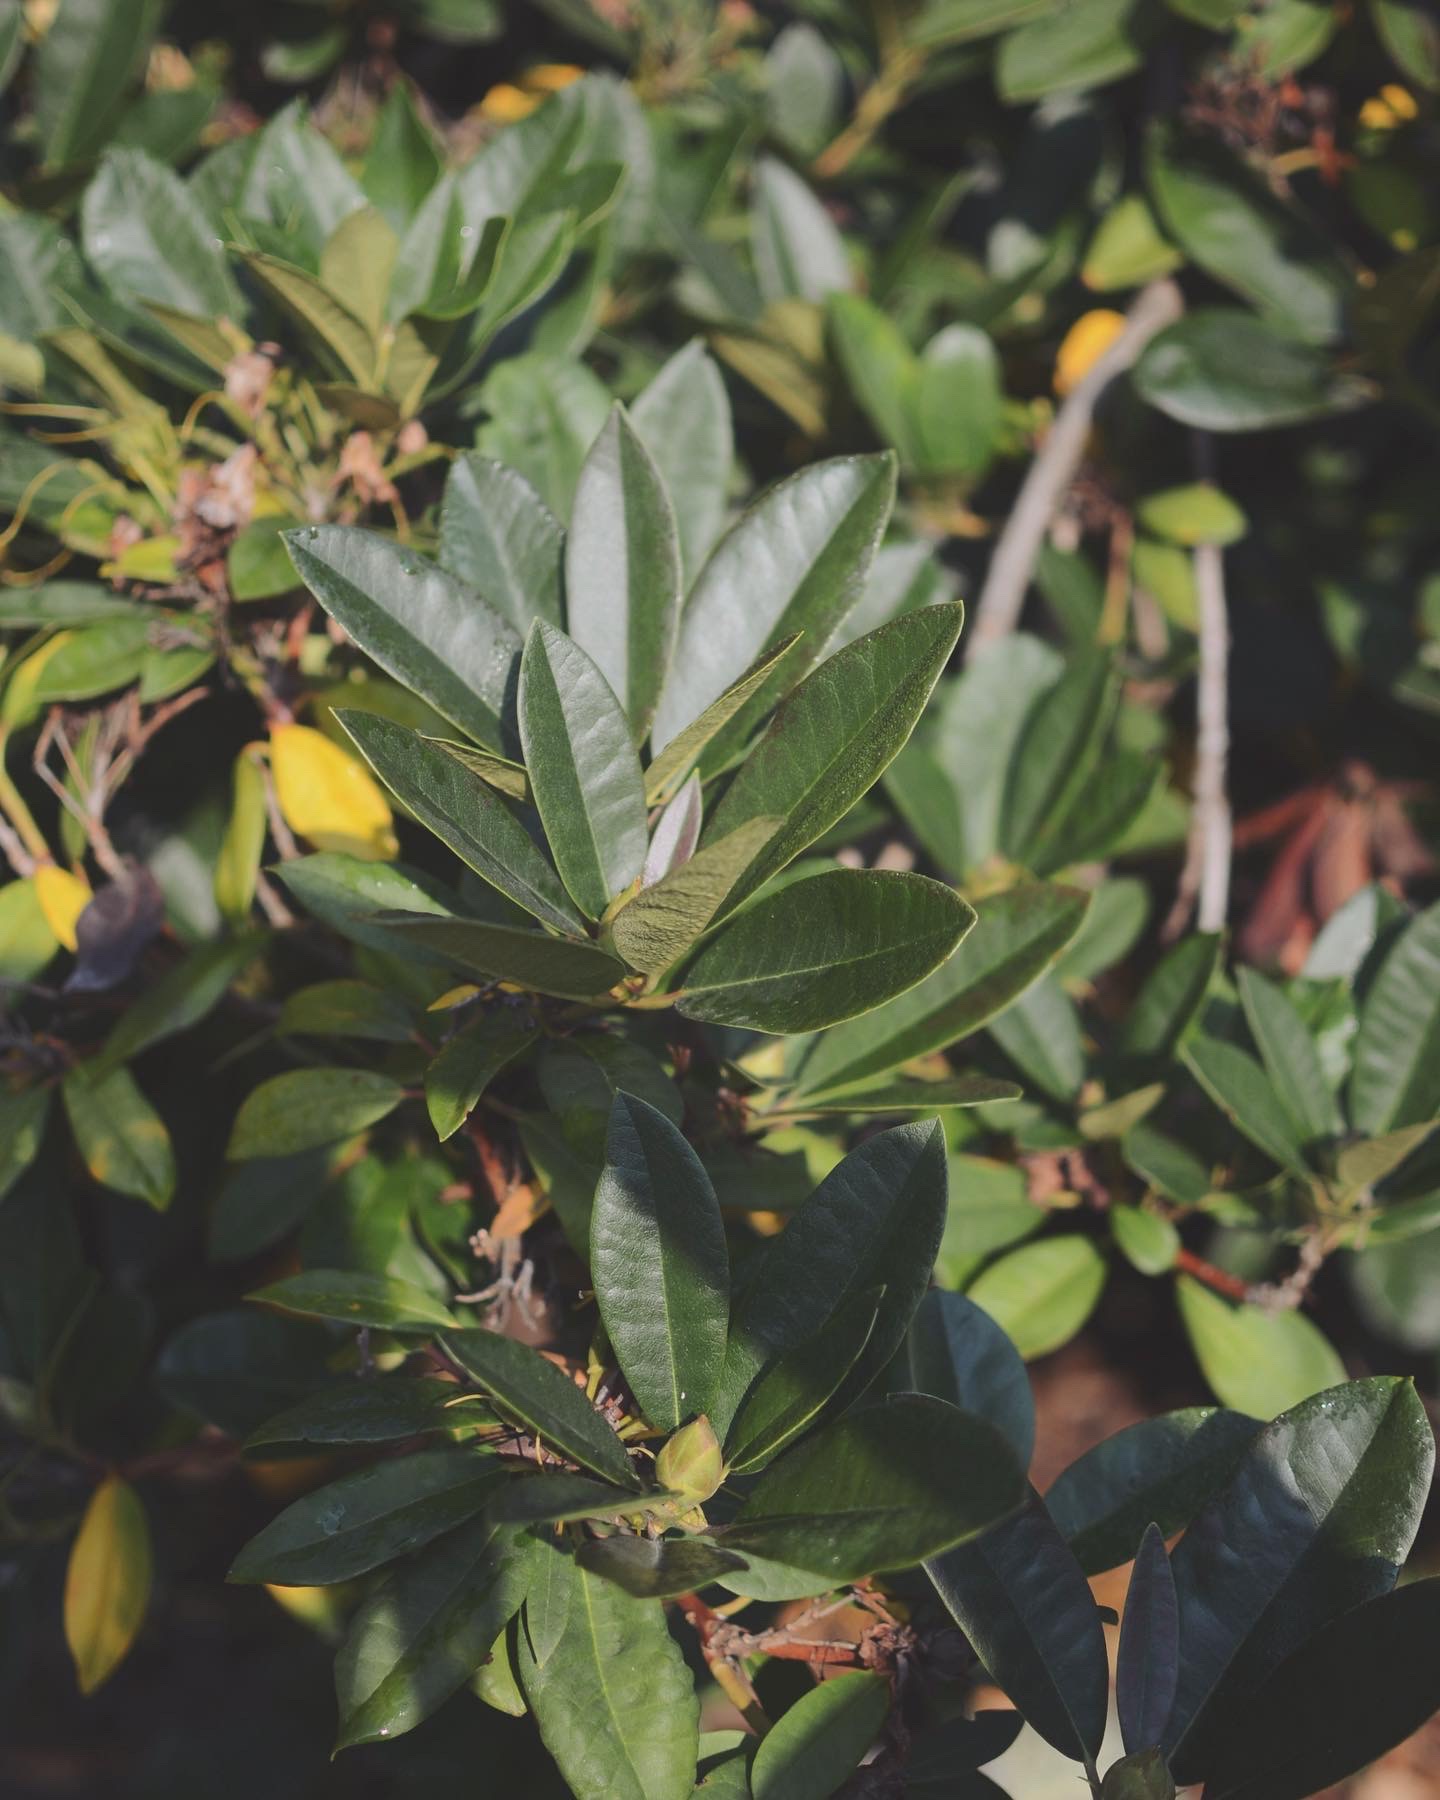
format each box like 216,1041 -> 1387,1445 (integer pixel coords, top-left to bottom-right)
269,722 -> 397,861
1054,309 -> 1127,396
34,862 -> 91,951
64,1475 -> 152,1695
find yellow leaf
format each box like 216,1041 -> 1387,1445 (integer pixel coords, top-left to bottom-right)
1054,309 -> 1127,396
1359,84 -> 1417,129
269,723 -> 397,861
34,862 -> 91,951
64,1475 -> 152,1695
524,64 -> 584,92
1,631 -> 72,728
480,83 -> 540,122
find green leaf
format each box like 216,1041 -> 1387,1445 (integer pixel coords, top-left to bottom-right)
1175,1277 -> 1344,1417
516,1557 -> 699,1800
1133,311 -> 1363,433
229,1447 -> 502,1585
906,0 -> 1056,45
537,1034 -> 682,1159
1082,194 -> 1183,290
591,1096 -> 729,1431
610,819 -> 783,975
338,711 -> 584,935
751,1672 -> 890,1800
518,622 -> 649,918
1046,1407 -> 1260,1574
35,0 -> 156,169
1203,1579 -> 1440,1800
286,528 -> 522,750
987,972 -> 1085,1100
575,1536 -> 749,1600
277,979 -> 414,1044
927,1489 -> 1109,1764
1117,1524 -> 1179,1756
63,1475 -> 152,1697
228,518 -> 303,601
651,453 -> 897,757
250,1270 -> 458,1332
1111,1205 -> 1180,1275
1236,967 -> 1341,1146
1372,0 -> 1440,88
522,1534 -> 573,1669
439,454 -> 564,636
1116,933 -> 1221,1065
966,1236 -> 1108,1360
1350,1228 -> 1440,1351
643,635 -> 803,807
829,292 -> 922,463
62,1063 -> 175,1210
783,1074 -> 1020,1114
565,405 -> 682,741
274,853 -> 463,959
630,340 -> 733,586
426,1012 -> 539,1142
1030,750 -> 1161,876
318,205 -> 398,339
0,1086 -> 49,1204
238,251 -> 376,385
440,1328 -> 642,1490
487,1473 -> 651,1528
996,0 -> 1144,102
244,1378 -> 474,1454
335,1517 -> 533,1747
215,750 -> 267,926
471,352 -> 612,518
677,869 -> 971,1035
1182,1036 -> 1314,1179
796,882 -> 1087,1096
751,156 -> 851,304
362,77 -> 444,224
226,1068 -> 404,1160
1002,648 -> 1114,860
1136,483 -> 1247,547
96,935 -> 264,1075
914,325 -> 1004,478
907,1288 -> 1035,1468
382,915 -> 625,999
424,736 -> 531,803
723,1394 -> 1025,1584
715,1120 -> 948,1434
704,605 -> 965,910
1164,1376 -> 1434,1782
82,148 -> 242,318
725,1289 -> 882,1474
1349,899 -> 1440,1134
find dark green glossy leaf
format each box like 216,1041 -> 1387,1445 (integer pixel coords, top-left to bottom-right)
591,1095 -> 729,1431
226,1068 -> 405,1160
381,914 -> 625,999
439,453 -> 563,635
1164,1377 -> 1435,1782
724,1395 -> 1025,1584
1116,934 -> 1221,1065
336,1516 -> 533,1747
426,1011 -> 539,1141
751,1671 -> 889,1800
244,1378 -> 477,1455
928,1488 -> 1109,1764
677,869 -> 971,1035
1133,311 -> 1364,433
575,1535 -> 748,1600
795,882 -> 1086,1096
518,621 -> 648,918
1045,1408 -> 1260,1575
1117,1524 -> 1178,1756
907,1288 -> 1035,1469
725,1289 -> 882,1474
286,528 -> 521,749
487,1474 -> 646,1528
338,710 -> 584,935
440,1328 -> 642,1490
229,1446 -> 502,1585
565,405 -> 681,740
704,605 -> 964,911
537,1033 -> 682,1159
250,1270 -> 458,1332
517,1556 -> 700,1800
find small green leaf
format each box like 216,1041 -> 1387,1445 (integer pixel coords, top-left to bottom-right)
1182,1036 -> 1314,1179
518,621 -> 649,918
1236,967 -> 1342,1146
1111,1205 -> 1180,1276
630,339 -> 733,585
575,1535 -> 749,1601
226,1068 -> 404,1159
250,1270 -> 458,1332
610,818 -> 782,975
751,1672 -> 890,1800
1175,1277 -> 1344,1416
441,1328 -> 642,1490
967,1236 -> 1108,1360
1137,483 -> 1247,547
591,1096 -> 729,1431
426,1012 -> 539,1142
1116,933 -> 1221,1065
97,935 -> 265,1075
0,1086 -> 49,1204
239,250 -> 377,385
63,1063 -> 175,1210
1349,899 -> 1440,1135
1133,310 -> 1362,433
83,147 -> 242,318
229,1447 -> 501,1585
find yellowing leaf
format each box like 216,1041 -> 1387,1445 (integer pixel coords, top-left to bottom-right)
64,1475 -> 152,1695
1359,84 -> 1418,128
270,723 -> 397,861
34,862 -> 91,951
480,82 -> 540,122
1055,309 -> 1127,395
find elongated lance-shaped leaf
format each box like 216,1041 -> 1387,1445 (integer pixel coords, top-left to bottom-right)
630,339 -> 733,586
575,1535 -> 748,1600
704,603 -> 965,912
927,1488 -> 1110,1766
440,1328 -> 643,1490
650,452 -> 898,757
243,1378 -> 475,1455
725,1288 -> 882,1474
907,1288 -> 1035,1469
379,914 -> 626,999
1164,1376 -> 1434,1784
1236,967 -> 1342,1146
1349,898 -> 1440,1134
286,527 -> 521,750
425,1012 -> 539,1142
677,868 -> 971,1035
239,252 -> 377,386
794,881 -> 1083,1096
610,817 -> 782,975
439,453 -> 564,635
518,622 -> 649,919
565,404 -> 682,741
335,1516 -> 533,1747
1118,1523 -> 1180,1757
590,1095 -> 729,1431
336,711 -> 583,935
248,1270 -> 458,1332
1001,647 -> 1115,860
750,1671 -> 890,1800
643,634 -> 803,806
516,1555 -> 699,1800
1182,1035 -> 1314,1180
422,736 -> 530,802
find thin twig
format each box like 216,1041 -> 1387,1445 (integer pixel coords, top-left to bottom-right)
965,279 -> 1184,664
